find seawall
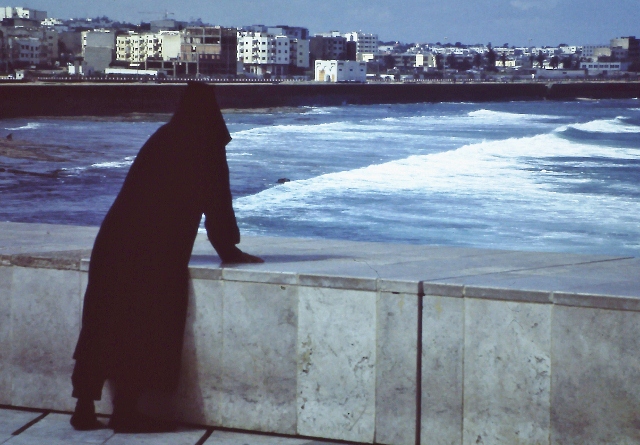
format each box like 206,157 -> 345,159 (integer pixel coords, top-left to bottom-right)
1,221 -> 640,445
1,81 -> 639,118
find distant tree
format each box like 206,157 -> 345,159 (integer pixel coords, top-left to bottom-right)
536,51 -> 546,68
473,53 -> 483,69
459,57 -> 472,71
561,54 -> 573,69
383,54 -> 395,70
549,55 -> 560,69
446,53 -> 456,70
435,53 -> 444,70
486,45 -> 497,71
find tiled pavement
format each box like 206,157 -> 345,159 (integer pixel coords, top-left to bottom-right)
0,407 -> 353,445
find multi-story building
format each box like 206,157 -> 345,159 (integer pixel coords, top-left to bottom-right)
81,29 -> 115,74
117,31 -> 181,64
0,16 -> 57,69
237,25 -> 309,76
343,31 -> 378,61
309,32 -> 356,65
179,26 -> 237,76
582,44 -> 611,61
610,36 -> 640,61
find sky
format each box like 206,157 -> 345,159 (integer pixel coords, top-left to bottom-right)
19,0 -> 639,47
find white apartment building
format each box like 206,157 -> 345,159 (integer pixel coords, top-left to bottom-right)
116,31 -> 180,63
315,59 -> 366,82
238,27 -> 310,76
0,6 -> 46,21
117,32 -> 153,63
343,31 -> 378,61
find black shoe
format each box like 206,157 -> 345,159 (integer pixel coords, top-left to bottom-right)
108,412 -> 177,433
70,412 -> 106,431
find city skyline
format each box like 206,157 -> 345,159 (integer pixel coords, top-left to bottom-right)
16,0 -> 639,47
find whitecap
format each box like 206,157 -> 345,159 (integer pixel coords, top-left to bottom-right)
234,132 -> 639,219
564,117 -> 640,134
90,156 -> 135,169
5,122 -> 42,131
468,109 -> 558,121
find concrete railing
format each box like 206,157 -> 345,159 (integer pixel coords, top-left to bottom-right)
1,221 -> 640,445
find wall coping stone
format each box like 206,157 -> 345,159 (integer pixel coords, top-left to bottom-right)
1,221 -> 639,312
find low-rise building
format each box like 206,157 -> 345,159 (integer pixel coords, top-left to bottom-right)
315,59 -> 366,82
580,61 -> 622,76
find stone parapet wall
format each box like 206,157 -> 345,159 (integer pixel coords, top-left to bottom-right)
1,222 -> 640,444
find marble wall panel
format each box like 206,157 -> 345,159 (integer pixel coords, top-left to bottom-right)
0,266 -> 12,405
463,298 -> 551,445
421,295 -> 464,445
551,305 -> 640,445
10,267 -> 82,412
375,291 -> 418,445
219,281 -> 298,434
171,278 -> 225,426
297,286 -> 377,443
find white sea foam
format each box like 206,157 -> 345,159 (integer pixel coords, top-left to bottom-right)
468,109 -> 558,121
5,122 -> 42,131
234,132 -> 639,219
564,117 -> 640,134
90,156 -> 135,169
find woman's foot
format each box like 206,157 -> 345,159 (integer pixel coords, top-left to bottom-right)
70,398 -> 105,430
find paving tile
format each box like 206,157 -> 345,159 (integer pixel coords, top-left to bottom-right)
204,430 -> 310,444
103,427 -> 207,445
0,409 -> 43,443
3,412 -> 113,444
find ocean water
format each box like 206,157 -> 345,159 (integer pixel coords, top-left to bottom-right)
1,99 -> 640,256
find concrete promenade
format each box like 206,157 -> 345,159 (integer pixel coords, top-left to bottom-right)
0,406 -> 346,444
1,221 -> 640,445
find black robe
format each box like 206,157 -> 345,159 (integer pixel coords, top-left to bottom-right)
72,82 -> 240,399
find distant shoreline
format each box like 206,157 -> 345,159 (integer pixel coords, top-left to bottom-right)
1,81 -> 638,119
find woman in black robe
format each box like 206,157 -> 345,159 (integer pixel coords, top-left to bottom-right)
70,82 -> 263,432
